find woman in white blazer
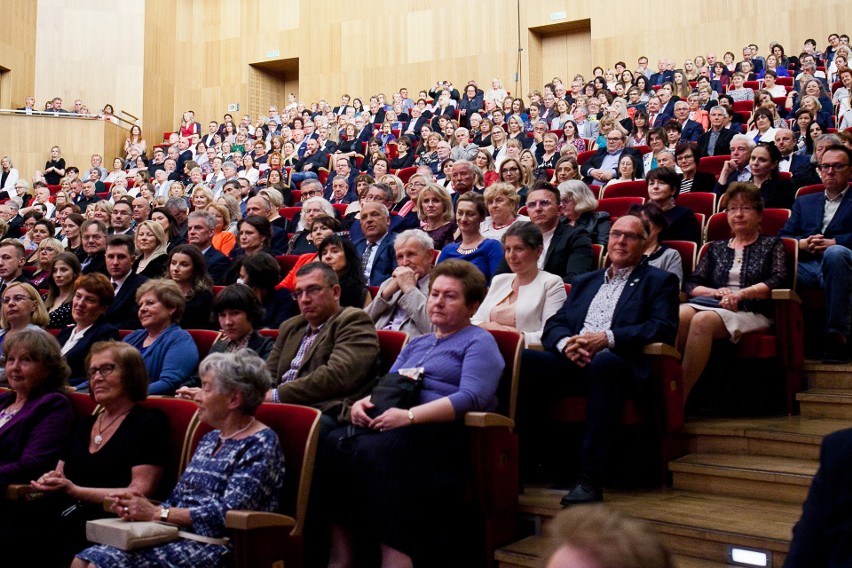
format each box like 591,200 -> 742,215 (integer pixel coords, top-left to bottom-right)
1,156 -> 19,192
472,221 -> 566,347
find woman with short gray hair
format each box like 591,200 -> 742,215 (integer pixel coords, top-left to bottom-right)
558,180 -> 611,246
75,350 -> 285,568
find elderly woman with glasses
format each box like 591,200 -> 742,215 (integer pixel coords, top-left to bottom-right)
677,183 -> 787,402
73,350 -> 285,568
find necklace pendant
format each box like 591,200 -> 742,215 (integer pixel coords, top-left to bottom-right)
94,434 -> 103,446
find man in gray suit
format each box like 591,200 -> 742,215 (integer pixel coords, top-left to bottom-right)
365,229 -> 435,338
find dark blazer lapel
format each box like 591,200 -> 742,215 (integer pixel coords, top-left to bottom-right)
543,223 -> 565,268
611,264 -> 647,325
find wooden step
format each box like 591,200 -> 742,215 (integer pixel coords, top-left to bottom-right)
797,388 -> 852,419
514,488 -> 799,567
684,416 -> 851,460
669,453 -> 816,504
805,360 -> 852,389
494,536 -> 733,568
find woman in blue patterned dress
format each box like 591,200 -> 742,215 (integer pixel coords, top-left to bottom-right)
72,350 -> 285,568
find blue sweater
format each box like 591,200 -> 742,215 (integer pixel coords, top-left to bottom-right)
124,324 -> 199,395
437,239 -> 504,285
391,325 -> 503,415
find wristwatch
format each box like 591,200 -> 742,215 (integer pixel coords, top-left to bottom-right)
407,409 -> 415,424
159,506 -> 170,522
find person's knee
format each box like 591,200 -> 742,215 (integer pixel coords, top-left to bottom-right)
690,311 -> 722,334
823,245 -> 852,270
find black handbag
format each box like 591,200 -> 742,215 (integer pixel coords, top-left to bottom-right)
366,369 -> 425,418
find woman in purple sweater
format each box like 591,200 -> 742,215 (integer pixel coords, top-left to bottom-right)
321,259 -> 505,567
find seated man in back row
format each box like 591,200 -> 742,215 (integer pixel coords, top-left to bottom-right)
519,215 -> 680,506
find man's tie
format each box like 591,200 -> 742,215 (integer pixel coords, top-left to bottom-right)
361,243 -> 375,280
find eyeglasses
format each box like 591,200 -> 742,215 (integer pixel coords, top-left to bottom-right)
86,364 -> 117,379
727,206 -> 756,214
502,167 -> 520,173
526,199 -> 553,209
2,295 -> 32,305
292,285 -> 331,300
818,163 -> 849,171
609,230 -> 644,242
606,137 -> 623,142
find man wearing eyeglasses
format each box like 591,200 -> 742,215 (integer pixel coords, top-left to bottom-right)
494,185 -> 593,283
519,215 -> 679,505
580,131 -> 644,185
264,262 -> 379,431
780,144 -> 852,363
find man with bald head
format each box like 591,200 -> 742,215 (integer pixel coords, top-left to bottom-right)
520,215 -> 680,505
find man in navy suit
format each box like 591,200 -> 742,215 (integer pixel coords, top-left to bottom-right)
649,59 -> 674,86
103,234 -> 148,329
187,211 -> 230,285
349,183 -> 419,242
672,101 -> 704,142
779,144 -> 852,363
785,428 -> 852,567
520,215 -> 680,505
580,131 -> 644,185
353,201 -> 397,286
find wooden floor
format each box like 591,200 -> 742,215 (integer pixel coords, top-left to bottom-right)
496,360 -> 852,567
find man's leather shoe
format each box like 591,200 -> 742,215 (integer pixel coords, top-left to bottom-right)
560,481 -> 603,507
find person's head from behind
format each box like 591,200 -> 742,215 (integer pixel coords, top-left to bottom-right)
238,252 -> 280,294
85,341 -> 150,403
293,262 -> 341,327
543,504 -> 674,568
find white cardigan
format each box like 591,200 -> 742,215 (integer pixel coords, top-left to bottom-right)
472,270 -> 567,348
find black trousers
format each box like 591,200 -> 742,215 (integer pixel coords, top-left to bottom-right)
518,348 -> 645,483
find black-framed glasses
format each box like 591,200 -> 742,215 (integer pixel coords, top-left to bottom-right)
292,285 -> 331,300
87,364 -> 117,379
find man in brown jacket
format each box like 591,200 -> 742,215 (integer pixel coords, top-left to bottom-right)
265,262 -> 380,429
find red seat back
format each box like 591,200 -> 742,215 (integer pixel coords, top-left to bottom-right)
697,155 -> 730,176
600,180 -> 648,200
139,397 -> 201,497
705,208 -> 792,242
676,192 -> 717,219
276,255 -> 301,277
596,197 -> 645,221
376,330 -> 409,377
796,184 -> 824,198
661,240 -> 697,279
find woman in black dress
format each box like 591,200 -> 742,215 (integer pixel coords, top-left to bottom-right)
165,244 -> 214,329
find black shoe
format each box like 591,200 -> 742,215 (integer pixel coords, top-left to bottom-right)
822,336 -> 850,364
560,481 -> 603,507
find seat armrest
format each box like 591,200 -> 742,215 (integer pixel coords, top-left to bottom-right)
4,484 -> 33,500
465,412 -> 514,429
643,343 -> 681,360
226,510 -> 296,531
771,289 -> 801,304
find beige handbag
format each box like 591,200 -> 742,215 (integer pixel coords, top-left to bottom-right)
86,518 -> 229,551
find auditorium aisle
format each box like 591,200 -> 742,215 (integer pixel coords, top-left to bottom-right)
496,360 -> 852,568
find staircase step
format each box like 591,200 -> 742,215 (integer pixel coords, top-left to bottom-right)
514,488 -> 798,566
797,388 -> 852,419
669,453 -> 817,504
684,416 -> 851,460
806,361 -> 852,388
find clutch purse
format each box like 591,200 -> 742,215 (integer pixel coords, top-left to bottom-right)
367,367 -> 425,418
688,296 -> 723,309
86,518 -> 178,551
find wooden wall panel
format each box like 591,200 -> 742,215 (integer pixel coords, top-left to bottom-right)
34,0 -> 144,119
0,114 -> 127,181
0,1 -> 37,109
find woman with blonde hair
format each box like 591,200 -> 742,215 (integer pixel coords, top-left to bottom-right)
0,283 -> 50,355
480,182 -> 530,240
417,182 -> 457,250
216,195 -> 242,233
30,238 -> 64,288
207,203 -> 236,256
133,220 -> 169,278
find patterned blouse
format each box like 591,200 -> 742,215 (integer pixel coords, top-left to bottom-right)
685,235 -> 787,317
